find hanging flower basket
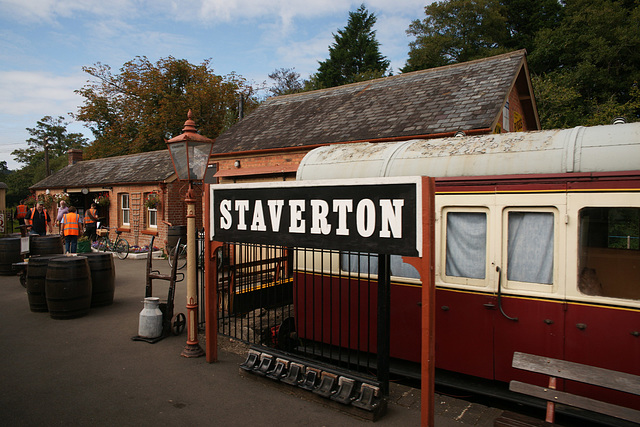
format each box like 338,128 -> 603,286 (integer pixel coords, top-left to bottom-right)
53,192 -> 70,205
95,192 -> 110,207
144,193 -> 161,209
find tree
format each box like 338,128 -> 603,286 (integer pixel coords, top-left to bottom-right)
6,116 -> 86,205
268,68 -> 304,96
529,0 -> 640,127
312,4 -> 391,89
11,116 -> 88,168
74,56 -> 258,159
403,0 -> 510,72
501,0 -> 563,54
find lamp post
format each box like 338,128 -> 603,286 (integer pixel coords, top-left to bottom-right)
166,110 -> 214,358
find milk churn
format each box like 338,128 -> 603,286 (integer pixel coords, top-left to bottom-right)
138,297 -> 163,338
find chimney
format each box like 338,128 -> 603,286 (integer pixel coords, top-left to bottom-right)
67,149 -> 83,165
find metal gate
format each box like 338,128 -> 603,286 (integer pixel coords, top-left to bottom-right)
216,242 -> 382,375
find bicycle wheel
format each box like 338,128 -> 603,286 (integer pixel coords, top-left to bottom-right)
115,238 -> 129,260
97,237 -> 109,252
168,244 -> 187,270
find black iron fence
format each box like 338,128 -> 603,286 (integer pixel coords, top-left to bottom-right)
215,243 -> 383,377
1,210 -> 17,235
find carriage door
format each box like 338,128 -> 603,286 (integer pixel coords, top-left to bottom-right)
436,204 -> 495,379
493,198 -> 566,383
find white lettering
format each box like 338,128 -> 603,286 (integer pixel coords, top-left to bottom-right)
220,199 -> 232,230
310,200 -> 331,235
333,200 -> 353,236
250,200 -> 266,231
267,200 -> 284,232
356,199 -> 376,237
379,199 -> 404,238
235,200 -> 249,230
289,200 -> 305,233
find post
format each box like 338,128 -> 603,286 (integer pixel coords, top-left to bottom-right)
181,182 -> 205,358
377,253 -> 391,396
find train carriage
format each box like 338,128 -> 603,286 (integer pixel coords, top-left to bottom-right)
294,122 -> 640,409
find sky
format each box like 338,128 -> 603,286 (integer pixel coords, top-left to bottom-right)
0,0 -> 431,170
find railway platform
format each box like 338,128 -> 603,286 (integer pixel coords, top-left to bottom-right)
0,256 -> 522,426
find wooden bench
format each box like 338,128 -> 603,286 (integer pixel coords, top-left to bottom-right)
496,352 -> 640,425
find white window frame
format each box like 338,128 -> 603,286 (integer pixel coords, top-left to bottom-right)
148,206 -> 157,229
121,194 -> 130,226
441,207 -> 491,288
501,206 -> 558,292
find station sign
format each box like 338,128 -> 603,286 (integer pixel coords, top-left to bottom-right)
210,177 -> 422,256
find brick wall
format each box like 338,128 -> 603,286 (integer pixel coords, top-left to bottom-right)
32,181 -> 204,253
496,86 -> 529,133
104,181 -> 204,251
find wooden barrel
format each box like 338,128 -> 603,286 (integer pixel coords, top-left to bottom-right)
26,255 -> 59,312
0,237 -> 22,275
82,252 -> 115,307
167,225 -> 186,253
30,235 -> 64,256
45,257 -> 92,319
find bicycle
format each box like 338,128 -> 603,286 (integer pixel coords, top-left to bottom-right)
167,239 -> 205,270
96,227 -> 130,260
167,243 -> 187,270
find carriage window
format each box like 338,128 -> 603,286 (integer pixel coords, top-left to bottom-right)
507,211 -> 554,285
578,207 -> 640,300
445,211 -> 487,280
340,253 -> 420,279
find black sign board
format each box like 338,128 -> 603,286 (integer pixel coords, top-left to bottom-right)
210,177 -> 422,256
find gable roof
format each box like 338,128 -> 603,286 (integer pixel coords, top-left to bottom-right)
30,150 -> 175,190
212,50 -> 538,155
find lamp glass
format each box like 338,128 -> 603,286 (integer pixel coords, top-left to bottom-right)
187,141 -> 213,181
168,141 -> 189,180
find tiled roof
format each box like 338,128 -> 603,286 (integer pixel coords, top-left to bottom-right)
212,50 -> 529,155
30,150 -> 175,189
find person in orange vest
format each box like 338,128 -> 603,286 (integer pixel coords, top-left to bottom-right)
62,206 -> 84,254
15,200 -> 28,227
26,202 -> 53,236
84,203 -> 99,241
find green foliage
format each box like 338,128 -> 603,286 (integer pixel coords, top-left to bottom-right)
528,0 -> 640,127
501,0 -> 563,53
311,4 -> 391,89
74,56 -> 258,159
6,116 -> 87,205
403,0 -> 510,72
268,68 -> 304,96
11,116 -> 88,167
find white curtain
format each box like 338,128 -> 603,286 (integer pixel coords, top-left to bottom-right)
445,212 -> 487,279
507,212 -> 554,284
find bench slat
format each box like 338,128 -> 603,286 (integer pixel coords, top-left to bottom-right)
512,352 -> 640,396
510,381 -> 640,424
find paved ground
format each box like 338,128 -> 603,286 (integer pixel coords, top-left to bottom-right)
0,255 -> 504,426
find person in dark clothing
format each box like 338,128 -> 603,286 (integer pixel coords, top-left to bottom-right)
26,202 -> 53,236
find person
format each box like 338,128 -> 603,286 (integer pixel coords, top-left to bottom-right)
62,206 -> 83,254
15,200 -> 28,235
84,203 -> 99,241
26,202 -> 53,236
55,200 -> 69,234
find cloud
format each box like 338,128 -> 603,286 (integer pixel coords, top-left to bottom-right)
0,70 -> 85,116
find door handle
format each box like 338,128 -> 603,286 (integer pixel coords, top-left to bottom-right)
496,266 -> 518,321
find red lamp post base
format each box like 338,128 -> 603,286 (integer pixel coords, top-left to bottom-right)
181,343 -> 205,358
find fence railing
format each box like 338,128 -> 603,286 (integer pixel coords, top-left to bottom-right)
0,210 -> 17,235
215,243 -> 383,377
